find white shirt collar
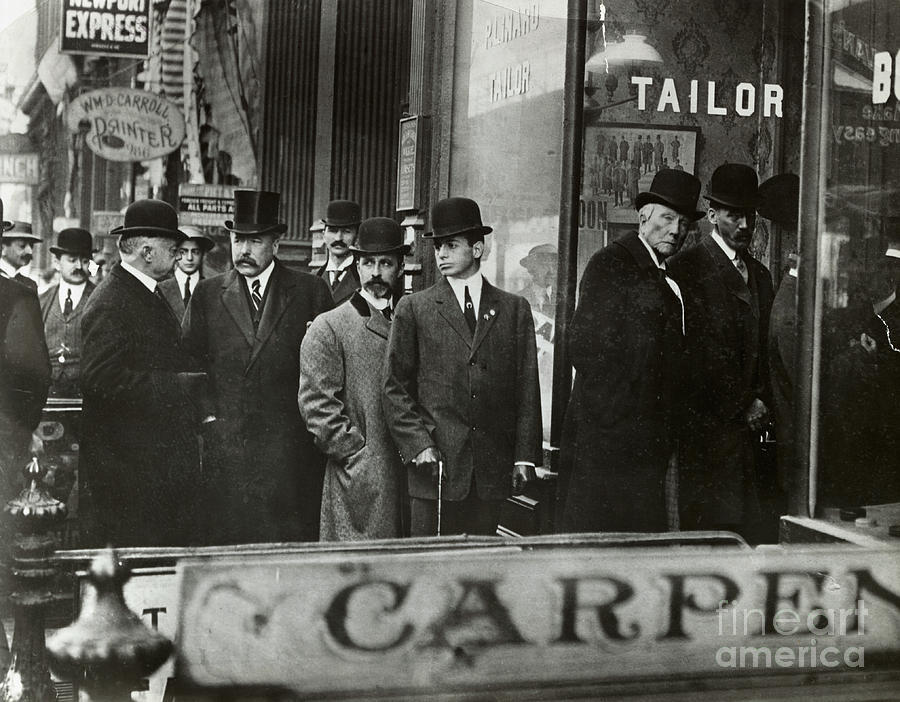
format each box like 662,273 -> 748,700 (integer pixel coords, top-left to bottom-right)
120,260 -> 159,293
58,281 -> 87,310
637,233 -> 664,269
446,270 -> 483,315
325,254 -> 354,273
638,232 -> 684,334
242,259 -> 275,297
359,287 -> 390,311
174,268 -> 200,288
0,258 -> 19,279
711,230 -> 738,261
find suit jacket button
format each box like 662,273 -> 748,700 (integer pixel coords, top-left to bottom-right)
468,359 -> 475,366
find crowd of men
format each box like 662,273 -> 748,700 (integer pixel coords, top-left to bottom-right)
1,164 -> 896,547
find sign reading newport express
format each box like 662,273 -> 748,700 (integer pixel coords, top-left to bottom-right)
61,0 -> 150,58
177,546 -> 900,696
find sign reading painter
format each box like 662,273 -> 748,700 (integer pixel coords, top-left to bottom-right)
60,0 -> 150,58
67,88 -> 185,162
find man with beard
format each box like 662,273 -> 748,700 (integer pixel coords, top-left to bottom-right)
316,199 -> 362,304
159,226 -> 216,319
668,163 -> 775,543
39,228 -> 96,397
299,217 -> 408,540
183,190 -> 334,544
0,221 -> 41,291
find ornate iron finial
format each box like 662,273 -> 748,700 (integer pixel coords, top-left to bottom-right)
4,457 -> 67,532
47,549 -> 173,700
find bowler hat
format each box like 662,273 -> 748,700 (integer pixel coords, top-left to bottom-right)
705,163 -> 759,210
2,221 -> 42,243
634,169 -> 704,221
51,228 -> 93,258
0,199 -> 11,232
519,243 -> 558,269
179,225 -> 216,251
224,190 -> 287,235
424,197 -> 493,239
350,217 -> 410,255
111,199 -> 186,241
323,200 -> 361,228
757,173 -> 799,228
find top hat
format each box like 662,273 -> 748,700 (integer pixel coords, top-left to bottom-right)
705,163 -> 759,210
757,173 -> 799,228
424,197 -> 493,239
224,190 -> 288,235
0,199 -> 11,232
634,169 -> 704,221
1,221 -> 42,243
519,243 -> 558,269
111,199 -> 186,241
323,200 -> 362,228
179,225 -> 216,251
350,217 -> 410,256
51,228 -> 93,258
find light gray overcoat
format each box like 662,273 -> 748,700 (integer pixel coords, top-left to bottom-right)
299,292 -> 403,540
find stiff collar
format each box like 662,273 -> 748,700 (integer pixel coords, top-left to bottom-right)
242,259 -> 275,295
58,280 -> 87,308
446,270 -> 484,313
359,286 -> 390,311
0,258 -> 19,279
120,259 -> 158,292
325,254 -> 354,273
711,230 -> 739,261
174,268 -> 200,288
637,232 -> 666,270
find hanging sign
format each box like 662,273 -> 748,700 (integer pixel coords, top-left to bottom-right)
67,88 -> 185,162
60,0 -> 151,58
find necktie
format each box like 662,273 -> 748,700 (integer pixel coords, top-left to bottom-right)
463,285 -> 476,333
63,288 -> 73,316
183,277 -> 192,306
251,279 -> 262,312
329,270 -> 341,290
382,306 -> 393,321
733,254 -> 749,284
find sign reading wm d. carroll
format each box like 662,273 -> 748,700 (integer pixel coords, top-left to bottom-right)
60,0 -> 150,58
177,546 -> 900,695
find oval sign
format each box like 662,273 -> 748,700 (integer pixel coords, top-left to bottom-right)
67,88 -> 186,162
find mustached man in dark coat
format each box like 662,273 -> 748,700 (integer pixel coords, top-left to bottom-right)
0,220 -> 41,291
559,169 -> 701,532
315,199 -> 362,305
80,200 -> 202,547
182,190 -> 334,544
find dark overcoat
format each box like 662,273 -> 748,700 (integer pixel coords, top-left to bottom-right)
159,275 -> 200,320
79,264 -> 200,547
668,234 -> 774,529
382,277 -> 542,501
316,260 -> 361,306
39,281 -> 95,396
182,261 -> 334,544
559,231 -> 684,532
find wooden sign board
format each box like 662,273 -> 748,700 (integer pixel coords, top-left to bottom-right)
176,545 -> 900,696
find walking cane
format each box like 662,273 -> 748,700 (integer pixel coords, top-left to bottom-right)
436,459 -> 443,536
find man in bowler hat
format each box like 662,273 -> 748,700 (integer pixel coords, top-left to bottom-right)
39,228 -> 96,397
316,199 -> 362,305
0,220 -> 41,291
559,169 -> 701,532
159,225 -> 216,319
182,190 -> 334,544
383,196 -> 542,536
80,199 -> 202,547
668,163 -> 775,542
299,217 -> 408,541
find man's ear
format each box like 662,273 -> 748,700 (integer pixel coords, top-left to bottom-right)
707,208 -> 718,226
473,240 -> 485,259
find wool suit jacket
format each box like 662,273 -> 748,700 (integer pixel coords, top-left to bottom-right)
316,259 -> 361,305
299,292 -> 404,541
668,234 -> 774,526
39,281 -> 95,396
383,276 -> 542,501
158,274 -> 201,320
559,231 -> 684,532
181,260 -> 334,544
79,264 -> 200,547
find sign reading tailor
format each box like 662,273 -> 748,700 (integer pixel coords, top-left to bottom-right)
67,88 -> 185,162
60,0 -> 150,58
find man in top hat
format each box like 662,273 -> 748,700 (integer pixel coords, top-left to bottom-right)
79,199 -> 202,547
558,169 -> 700,532
316,199 -> 362,305
0,219 -> 41,291
299,217 -> 408,541
38,228 -> 96,397
158,225 -> 216,319
668,163 -> 775,542
383,196 -> 542,536
182,190 -> 334,544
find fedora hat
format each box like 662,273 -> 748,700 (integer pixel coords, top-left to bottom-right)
2,221 -> 42,243
224,190 -> 287,235
424,197 -> 493,239
51,228 -> 93,258
350,217 -> 410,256
323,199 -> 361,228
0,199 -> 11,232
705,163 -> 759,210
520,243 -> 558,268
180,224 -> 216,251
111,199 -> 186,241
634,169 -> 704,221
757,173 -> 799,228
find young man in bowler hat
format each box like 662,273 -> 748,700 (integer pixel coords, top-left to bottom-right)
0,220 -> 41,291
316,199 -> 362,305
159,225 -> 216,319
559,169 -> 702,533
668,163 -> 775,542
38,228 -> 96,397
182,190 -> 334,544
299,217 -> 408,541
80,199 -> 202,547
383,196 -> 542,536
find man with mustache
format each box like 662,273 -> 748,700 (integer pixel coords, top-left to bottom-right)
182,190 -> 334,544
315,199 -> 362,304
668,163 -> 775,543
299,217 -> 408,540
38,228 -> 96,398
0,221 -> 41,291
